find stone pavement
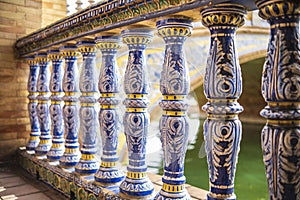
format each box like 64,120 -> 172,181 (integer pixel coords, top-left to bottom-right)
0,158 -> 66,200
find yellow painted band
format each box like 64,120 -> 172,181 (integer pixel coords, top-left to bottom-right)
100,161 -> 116,167
127,94 -> 145,98
38,100 -> 50,104
51,101 -> 62,105
64,102 -> 77,106
81,103 -> 96,107
208,99 -> 237,103
127,172 -> 146,179
39,139 -> 51,144
210,183 -> 234,189
163,95 -> 185,100
39,92 -> 51,95
268,101 -> 300,107
65,148 -> 78,153
207,114 -> 238,120
126,108 -> 147,113
81,92 -> 97,96
64,92 -> 77,96
163,111 -> 185,116
101,105 -> 116,109
30,136 -> 39,140
29,100 -> 38,103
267,120 -> 300,126
101,93 -> 116,97
51,143 -> 64,148
162,183 -> 185,193
52,92 -> 64,95
81,154 -> 95,160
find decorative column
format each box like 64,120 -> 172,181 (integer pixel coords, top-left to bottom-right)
26,56 -> 40,153
119,28 -> 154,199
155,18 -> 192,200
200,4 -> 246,200
59,45 -> 81,170
35,53 -> 52,159
94,36 -> 124,185
256,1 -> 300,199
47,50 -> 65,163
75,40 -> 99,175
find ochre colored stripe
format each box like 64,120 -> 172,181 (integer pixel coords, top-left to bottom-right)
162,183 -> 185,193
163,95 -> 185,100
126,108 -> 147,113
163,111 -> 185,116
101,93 -> 116,97
101,105 -> 116,109
100,161 -> 116,167
127,94 -> 145,98
81,154 -> 96,160
127,172 -> 146,179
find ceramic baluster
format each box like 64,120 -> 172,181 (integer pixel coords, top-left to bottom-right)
75,40 -> 100,175
200,4 -> 246,200
47,50 -> 65,163
94,36 -> 124,185
256,1 -> 300,199
59,45 -> 81,170
35,53 -> 52,159
154,18 -> 193,200
26,56 -> 40,153
119,28 -> 154,199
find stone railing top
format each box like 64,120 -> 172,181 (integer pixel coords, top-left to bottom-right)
15,0 -> 258,58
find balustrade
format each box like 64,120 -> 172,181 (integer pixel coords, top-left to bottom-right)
17,0 -> 299,199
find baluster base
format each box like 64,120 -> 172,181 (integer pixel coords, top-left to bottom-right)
75,159 -> 99,175
154,189 -> 190,200
26,132 -> 40,153
47,141 -> 65,162
59,147 -> 81,169
94,166 -> 124,185
35,135 -> 52,159
119,176 -> 154,199
207,194 -> 236,200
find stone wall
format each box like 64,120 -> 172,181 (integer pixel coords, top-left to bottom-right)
0,0 -> 66,159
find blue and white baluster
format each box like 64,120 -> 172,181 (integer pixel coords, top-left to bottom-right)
200,4 -> 246,200
94,36 -> 125,185
59,46 -> 81,170
26,56 -> 40,154
35,53 -> 52,159
256,1 -> 300,199
155,18 -> 192,200
119,28 -> 154,199
75,40 -> 99,176
47,50 -> 65,163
